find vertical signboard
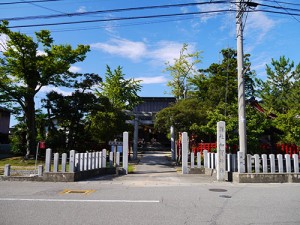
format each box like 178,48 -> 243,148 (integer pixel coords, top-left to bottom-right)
217,121 -> 226,181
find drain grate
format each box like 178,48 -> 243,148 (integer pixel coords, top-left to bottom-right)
209,188 -> 227,192
60,189 -> 95,195
219,195 -> 232,199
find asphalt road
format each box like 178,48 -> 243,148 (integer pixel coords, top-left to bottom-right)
1,151 -> 300,225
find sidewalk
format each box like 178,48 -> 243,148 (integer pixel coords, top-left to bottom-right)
106,151 -> 217,186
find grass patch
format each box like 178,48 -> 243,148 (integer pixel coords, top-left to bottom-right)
128,164 -> 135,173
0,156 -> 44,175
0,156 -> 44,167
0,156 -> 70,175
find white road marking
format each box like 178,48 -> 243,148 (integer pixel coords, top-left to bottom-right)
0,198 -> 160,203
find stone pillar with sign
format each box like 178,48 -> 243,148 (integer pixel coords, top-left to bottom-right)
123,132 -> 129,174
182,132 -> 189,174
102,149 -> 107,168
69,150 -> 76,173
238,151 -> 246,173
109,140 -> 123,167
217,121 -> 226,181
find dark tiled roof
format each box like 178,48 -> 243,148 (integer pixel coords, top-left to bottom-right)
133,97 -> 176,113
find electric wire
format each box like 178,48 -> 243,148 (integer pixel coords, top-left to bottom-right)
257,2 -> 300,12
1,1 -> 228,22
0,0 -> 62,5
6,8 -> 300,30
1,0 -> 299,30
273,0 -> 300,23
7,9 -> 235,29
19,0 -> 66,14
260,0 -> 300,7
1,1 -> 299,23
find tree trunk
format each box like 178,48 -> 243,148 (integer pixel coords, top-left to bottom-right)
24,96 -> 37,158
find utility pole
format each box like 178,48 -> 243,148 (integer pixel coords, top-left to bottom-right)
236,0 -> 247,156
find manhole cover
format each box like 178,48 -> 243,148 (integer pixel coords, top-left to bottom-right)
209,188 -> 227,192
219,195 -> 232,198
60,189 -> 95,195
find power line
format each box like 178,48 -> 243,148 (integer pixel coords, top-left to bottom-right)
1,1 -> 228,21
2,1 -> 300,24
20,0 -> 66,14
0,0 -> 62,5
44,16 -> 204,33
260,0 -> 300,7
256,9 -> 300,16
257,2 -> 300,12
273,0 -> 300,23
7,9 -> 234,29
6,8 -> 300,29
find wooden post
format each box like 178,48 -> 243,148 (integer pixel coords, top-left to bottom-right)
45,148 -> 52,172
197,152 -> 201,168
53,153 -> 59,173
191,152 -> 195,169
61,153 -> 67,172
269,154 -> 275,173
4,164 -> 10,176
293,154 -> 299,173
277,154 -> 283,173
247,154 -> 252,173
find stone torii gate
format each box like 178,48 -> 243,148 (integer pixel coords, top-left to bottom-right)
126,97 -> 176,160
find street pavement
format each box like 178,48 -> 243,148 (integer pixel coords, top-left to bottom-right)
1,151 -> 300,225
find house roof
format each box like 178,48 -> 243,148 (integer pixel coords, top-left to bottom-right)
133,97 -> 176,113
248,97 -> 277,119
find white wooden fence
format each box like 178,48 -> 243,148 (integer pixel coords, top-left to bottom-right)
185,151 -> 300,174
44,149 -> 121,173
185,151 -> 238,173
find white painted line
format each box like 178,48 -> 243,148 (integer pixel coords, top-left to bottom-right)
0,198 -> 160,203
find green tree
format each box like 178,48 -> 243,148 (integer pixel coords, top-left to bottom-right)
257,56 -> 300,145
165,43 -> 202,100
88,65 -> 140,144
10,118 -> 27,155
43,74 -> 103,151
273,110 -> 300,146
158,48 -> 264,152
98,65 -> 142,110
190,48 -> 256,110
155,98 -> 207,135
89,108 -> 129,143
0,21 -> 90,157
257,56 -> 300,114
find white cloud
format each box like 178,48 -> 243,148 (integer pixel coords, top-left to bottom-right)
36,50 -> 47,56
102,14 -> 119,34
91,38 -> 147,61
135,76 -> 168,84
148,41 -> 184,64
196,1 -> 230,23
69,66 -> 81,73
76,6 -> 87,13
180,7 -> 189,14
40,86 -> 73,96
91,38 -> 194,66
245,12 -> 276,47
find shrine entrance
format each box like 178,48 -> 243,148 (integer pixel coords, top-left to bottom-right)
126,97 -> 176,159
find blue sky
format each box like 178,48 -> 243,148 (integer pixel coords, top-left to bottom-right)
1,0 -> 300,126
